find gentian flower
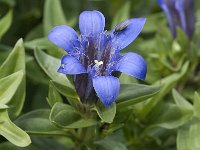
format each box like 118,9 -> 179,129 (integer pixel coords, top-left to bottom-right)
158,0 -> 195,39
48,10 -> 147,107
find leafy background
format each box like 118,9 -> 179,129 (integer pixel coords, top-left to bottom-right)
0,0 -> 200,150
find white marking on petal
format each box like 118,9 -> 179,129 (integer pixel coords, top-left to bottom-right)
61,64 -> 65,68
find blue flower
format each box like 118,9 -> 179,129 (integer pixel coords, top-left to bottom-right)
48,10 -> 147,107
158,0 -> 195,39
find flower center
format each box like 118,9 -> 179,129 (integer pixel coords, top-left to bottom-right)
94,60 -> 103,67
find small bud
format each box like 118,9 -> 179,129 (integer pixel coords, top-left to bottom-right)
172,40 -> 181,52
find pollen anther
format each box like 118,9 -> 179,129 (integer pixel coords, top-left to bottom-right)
94,60 -> 103,67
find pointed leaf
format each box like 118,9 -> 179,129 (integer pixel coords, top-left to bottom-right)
47,82 -> 63,107
0,104 -> 9,109
26,55 -> 50,84
177,127 -> 190,150
51,80 -> 80,106
50,103 -> 96,128
111,1 -> 130,28
34,48 -> 72,87
0,71 -> 23,104
43,0 -> 67,35
94,102 -> 116,123
34,48 -> 80,106
189,121 -> 200,150
0,9 -> 13,40
0,39 -> 26,118
140,61 -> 189,119
117,83 -> 160,110
0,110 -> 31,147
149,103 -> 192,129
194,92 -> 200,119
24,37 -> 58,50
15,109 -> 64,136
0,39 -> 25,77
172,89 -> 193,110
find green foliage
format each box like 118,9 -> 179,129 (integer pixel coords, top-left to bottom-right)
15,109 -> 65,136
0,39 -> 26,118
176,92 -> 200,150
50,102 -> 97,128
117,83 -> 160,111
0,0 -> 200,149
94,102 -> 116,123
43,0 -> 68,35
0,110 -> 31,147
0,9 -> 12,40
0,39 -> 30,147
47,82 -> 63,107
111,1 -> 130,28
43,0 -> 77,36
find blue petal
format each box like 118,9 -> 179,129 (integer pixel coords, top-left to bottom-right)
175,0 -> 186,32
48,25 -> 79,53
110,18 -> 146,51
183,0 -> 195,38
157,0 -> 164,6
113,52 -> 147,80
79,10 -> 105,36
93,76 -> 120,107
58,55 -> 86,74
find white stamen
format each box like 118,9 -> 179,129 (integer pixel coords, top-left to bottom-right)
94,60 -> 103,67
61,64 -> 65,68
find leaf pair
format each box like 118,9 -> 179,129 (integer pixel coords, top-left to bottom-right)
0,39 -> 31,147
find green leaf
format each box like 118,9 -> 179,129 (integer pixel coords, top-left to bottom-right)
24,37 -> 57,50
140,61 -> 189,119
116,83 -> 160,110
172,89 -> 193,110
143,13 -> 165,33
34,48 -> 71,87
176,28 -> 190,51
94,102 -> 116,123
119,73 -> 137,84
0,39 -> 25,77
15,109 -> 65,136
0,104 -> 9,109
189,121 -> 200,150
34,48 -> 79,105
0,39 -> 26,118
47,82 -> 63,107
0,110 -> 31,147
194,92 -> 200,119
149,103 -> 192,129
0,71 -> 23,104
25,24 -> 43,41
177,126 -> 190,150
26,55 -> 50,85
51,80 -> 80,106
0,142 -> 37,150
111,1 -> 130,28
50,102 -> 96,128
0,138 -> 73,150
95,139 -> 128,150
43,0 -> 67,35
0,9 -> 13,40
